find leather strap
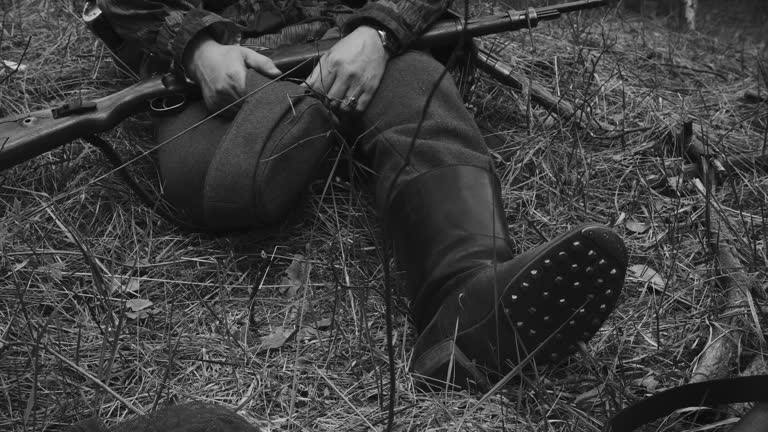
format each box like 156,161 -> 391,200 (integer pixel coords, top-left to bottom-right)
604,375 -> 768,432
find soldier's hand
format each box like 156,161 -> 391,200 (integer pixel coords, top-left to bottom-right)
183,32 -> 281,113
304,25 -> 390,113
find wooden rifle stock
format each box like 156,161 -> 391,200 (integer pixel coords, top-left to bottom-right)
0,0 -> 605,171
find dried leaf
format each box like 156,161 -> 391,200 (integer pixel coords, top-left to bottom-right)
629,265 -> 667,292
125,298 -> 153,312
632,375 -> 660,392
667,176 -> 685,193
615,212 -> 627,227
125,311 -> 149,320
1,59 -> 28,72
125,278 -> 140,293
625,220 -> 651,234
36,262 -> 66,281
258,326 -> 296,350
297,327 -> 320,342
280,254 -> 311,298
47,264 -> 63,281
108,277 -> 122,294
13,258 -> 29,272
574,385 -> 603,407
311,318 -> 332,329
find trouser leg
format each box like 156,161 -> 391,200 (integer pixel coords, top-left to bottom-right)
153,72 -> 335,230
353,50 -> 508,311
354,51 -> 628,389
354,51 -> 494,212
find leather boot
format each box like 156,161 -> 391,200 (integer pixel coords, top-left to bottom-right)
387,165 -> 628,389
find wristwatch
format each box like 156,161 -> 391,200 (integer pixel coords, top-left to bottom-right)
369,24 -> 400,57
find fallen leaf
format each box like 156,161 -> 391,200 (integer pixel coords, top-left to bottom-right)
311,318 -> 332,329
13,258 -> 29,272
125,298 -> 153,312
574,385 -> 603,407
125,306 -> 160,320
258,326 -> 296,351
125,278 -> 140,293
629,265 -> 667,292
632,375 -> 660,392
667,176 -> 685,193
280,255 -> 311,298
36,262 -> 65,281
297,327 -> 320,342
125,311 -> 149,320
108,277 -> 122,294
233,326 -> 247,344
1,59 -> 27,72
615,212 -> 627,227
625,220 -> 651,234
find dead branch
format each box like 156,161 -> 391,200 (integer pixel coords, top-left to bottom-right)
687,132 -> 764,384
475,47 -> 608,131
675,151 -> 768,179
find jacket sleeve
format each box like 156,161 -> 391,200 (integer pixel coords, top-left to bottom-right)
96,0 -> 240,68
342,0 -> 450,53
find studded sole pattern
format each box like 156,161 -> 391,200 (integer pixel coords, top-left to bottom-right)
412,224 -> 628,390
495,225 -> 626,364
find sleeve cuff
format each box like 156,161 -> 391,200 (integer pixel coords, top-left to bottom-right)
161,8 -> 240,68
342,3 -> 415,53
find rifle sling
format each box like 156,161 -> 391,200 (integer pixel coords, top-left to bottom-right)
604,375 -> 768,432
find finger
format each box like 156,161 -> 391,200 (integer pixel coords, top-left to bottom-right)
340,84 -> 364,112
242,49 -> 282,77
206,80 -> 242,111
210,91 -> 238,113
231,66 -> 248,98
303,64 -> 321,91
326,78 -> 350,111
354,74 -> 383,112
305,55 -> 336,95
351,87 -> 372,113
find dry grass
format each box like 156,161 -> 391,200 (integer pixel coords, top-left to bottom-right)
1,0 -> 767,431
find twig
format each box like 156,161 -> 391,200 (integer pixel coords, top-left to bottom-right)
688,141 -> 763,384
43,344 -> 145,416
313,365 -> 376,430
475,46 -> 608,131
0,35 -> 30,87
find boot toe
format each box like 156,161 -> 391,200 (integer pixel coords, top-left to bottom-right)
411,224 -> 628,390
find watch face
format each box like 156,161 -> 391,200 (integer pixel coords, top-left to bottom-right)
376,28 -> 397,55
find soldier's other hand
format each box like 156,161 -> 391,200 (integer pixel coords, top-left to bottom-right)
183,32 -> 281,113
303,25 -> 390,113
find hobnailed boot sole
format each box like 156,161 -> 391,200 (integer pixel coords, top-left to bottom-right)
411,224 -> 628,391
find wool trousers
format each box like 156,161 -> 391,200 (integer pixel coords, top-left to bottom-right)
153,51 -> 493,230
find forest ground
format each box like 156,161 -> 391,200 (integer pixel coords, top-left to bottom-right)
1,0 -> 766,431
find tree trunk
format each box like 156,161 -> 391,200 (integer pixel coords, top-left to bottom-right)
622,0 -> 697,30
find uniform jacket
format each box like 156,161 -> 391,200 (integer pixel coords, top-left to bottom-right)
97,0 -> 450,70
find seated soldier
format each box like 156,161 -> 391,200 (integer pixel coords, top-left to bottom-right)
98,0 -> 628,388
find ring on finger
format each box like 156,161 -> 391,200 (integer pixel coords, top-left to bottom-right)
346,86 -> 365,108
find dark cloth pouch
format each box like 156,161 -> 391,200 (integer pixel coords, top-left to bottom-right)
155,71 -> 336,231
67,402 -> 261,432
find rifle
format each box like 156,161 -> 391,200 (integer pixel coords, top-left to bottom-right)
0,0 -> 606,171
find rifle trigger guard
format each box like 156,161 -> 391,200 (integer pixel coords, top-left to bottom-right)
150,94 -> 188,116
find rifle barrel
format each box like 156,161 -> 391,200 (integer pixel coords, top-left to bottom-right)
415,0 -> 606,47
268,0 -> 607,76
